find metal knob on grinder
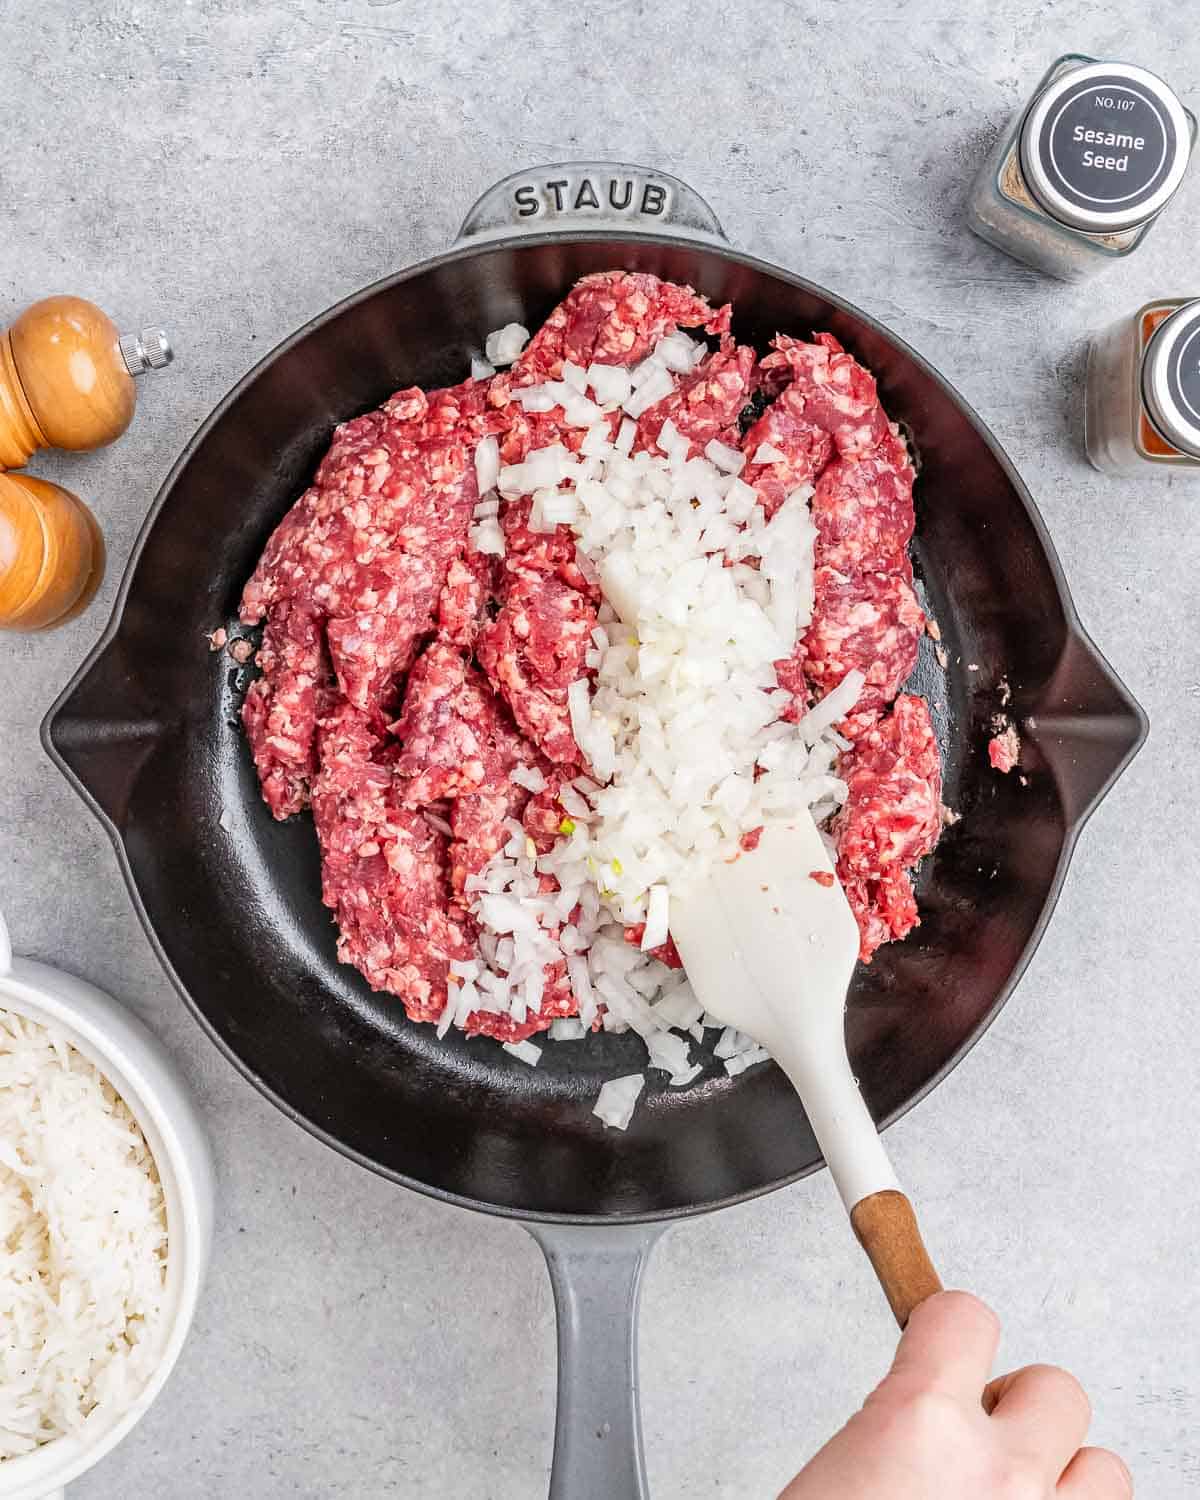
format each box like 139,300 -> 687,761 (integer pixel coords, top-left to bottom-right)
119,326 -> 173,377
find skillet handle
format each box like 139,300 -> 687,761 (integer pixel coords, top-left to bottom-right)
456,162 -> 727,244
850,1190 -> 943,1328
527,1221 -> 665,1500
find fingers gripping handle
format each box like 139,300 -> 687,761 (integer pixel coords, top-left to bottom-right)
528,1221 -> 665,1500
456,162 -> 727,244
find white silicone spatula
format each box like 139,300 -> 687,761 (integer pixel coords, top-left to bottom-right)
670,813 -> 942,1327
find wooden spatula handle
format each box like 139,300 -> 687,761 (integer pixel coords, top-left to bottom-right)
850,1189 -> 942,1327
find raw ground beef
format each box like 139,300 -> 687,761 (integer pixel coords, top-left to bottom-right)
477,572 -> 595,768
240,597 -> 326,818
392,641 -> 511,805
500,493 -> 598,597
989,721 -> 1021,773
810,442 -> 915,575
310,699 -> 473,1019
833,694 -> 943,962
634,344 -> 757,458
496,406 -> 589,466
240,386 -> 485,812
238,269 -> 946,1032
740,391 -> 834,519
760,331 -> 922,742
759,333 -> 893,459
792,565 -> 924,727
523,785 -> 567,854
507,270 -> 725,385
623,925 -> 684,969
436,550 -> 499,649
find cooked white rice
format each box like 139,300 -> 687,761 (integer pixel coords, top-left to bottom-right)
0,1009 -> 167,1457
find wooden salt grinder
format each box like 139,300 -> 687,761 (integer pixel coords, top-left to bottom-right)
0,294 -> 171,467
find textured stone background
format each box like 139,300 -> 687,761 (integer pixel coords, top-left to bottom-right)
2,2 -> 1198,1494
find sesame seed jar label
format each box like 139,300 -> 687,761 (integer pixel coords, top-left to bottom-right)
1019,62 -> 1193,236
1037,75 -> 1176,217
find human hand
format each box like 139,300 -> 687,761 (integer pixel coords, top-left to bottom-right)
780,1292 -> 1131,1499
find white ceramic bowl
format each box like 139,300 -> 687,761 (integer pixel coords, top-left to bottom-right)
0,912 -> 214,1500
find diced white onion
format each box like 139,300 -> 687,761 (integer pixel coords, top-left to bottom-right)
798,669 -> 865,745
503,1039 -> 543,1066
562,360 -> 588,393
705,439 -> 745,473
474,435 -> 500,495
485,322 -> 529,366
510,764 -> 546,793
469,519 -> 505,556
592,1073 -> 646,1130
624,366 -> 675,417
641,885 -> 669,950
588,363 -> 633,407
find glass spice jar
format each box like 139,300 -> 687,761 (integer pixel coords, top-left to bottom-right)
966,56 -> 1196,280
1085,300 -> 1200,475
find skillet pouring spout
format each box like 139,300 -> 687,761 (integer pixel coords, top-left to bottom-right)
1027,626 -> 1148,829
43,640 -> 169,835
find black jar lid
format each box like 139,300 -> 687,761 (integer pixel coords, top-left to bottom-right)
1143,301 -> 1200,458
1019,61 -> 1191,233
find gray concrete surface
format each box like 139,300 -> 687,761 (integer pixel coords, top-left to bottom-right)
2,1 -> 1198,1494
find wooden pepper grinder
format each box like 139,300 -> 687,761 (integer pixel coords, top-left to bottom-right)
0,296 -> 172,631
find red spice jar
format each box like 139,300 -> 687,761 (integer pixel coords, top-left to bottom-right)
1085,299 -> 1200,474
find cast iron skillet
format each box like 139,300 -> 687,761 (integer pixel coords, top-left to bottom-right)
43,164 -> 1146,1498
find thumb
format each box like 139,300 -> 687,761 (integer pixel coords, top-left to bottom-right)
881,1291 -> 1000,1403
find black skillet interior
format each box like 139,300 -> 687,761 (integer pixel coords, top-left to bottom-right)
44,236 -> 1146,1220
